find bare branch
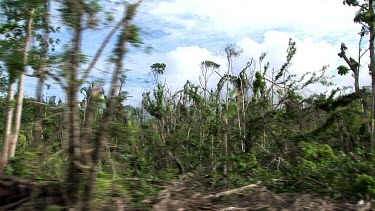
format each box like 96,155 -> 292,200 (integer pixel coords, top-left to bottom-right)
73,160 -> 91,171
46,73 -> 68,92
80,0 -> 144,84
360,47 -> 369,59
80,17 -> 126,84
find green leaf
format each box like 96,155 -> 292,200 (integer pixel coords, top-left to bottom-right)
337,65 -> 350,76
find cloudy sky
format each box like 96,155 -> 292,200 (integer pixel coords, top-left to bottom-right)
26,0 -> 369,106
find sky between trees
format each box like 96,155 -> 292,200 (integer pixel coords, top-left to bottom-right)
23,0 -> 366,106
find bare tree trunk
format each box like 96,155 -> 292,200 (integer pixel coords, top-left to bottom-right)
339,42 -> 370,133
356,37 -> 371,132
199,61 -> 218,164
0,8 -> 35,170
34,0 -> 50,147
3,85 -> 15,142
338,120 -> 345,148
353,70 -> 370,130
223,119 -> 228,176
65,2 -> 83,206
369,0 -> 375,147
33,79 -> 44,146
61,105 -> 70,150
82,2 -> 143,209
223,56 -> 231,181
8,72 -> 26,158
0,83 -> 15,171
80,86 -> 100,167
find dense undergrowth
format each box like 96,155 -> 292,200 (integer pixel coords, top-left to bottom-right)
6,138 -> 375,208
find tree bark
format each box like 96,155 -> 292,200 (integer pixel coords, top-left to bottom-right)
369,0 -> 375,146
82,2 -> 143,209
33,78 -> 44,146
80,86 -> 100,167
33,0 -> 50,147
65,1 -> 83,206
223,54 -> 232,181
8,8 -> 35,158
0,8 -> 35,171
0,82 -> 15,171
339,43 -> 370,133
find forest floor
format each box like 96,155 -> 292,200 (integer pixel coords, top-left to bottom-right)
144,173 -> 372,211
0,173 -> 373,210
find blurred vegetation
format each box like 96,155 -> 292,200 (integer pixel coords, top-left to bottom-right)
0,0 -> 375,209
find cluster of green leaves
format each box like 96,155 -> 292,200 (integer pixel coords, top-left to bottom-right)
292,143 -> 374,198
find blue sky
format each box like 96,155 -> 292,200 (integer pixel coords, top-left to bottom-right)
24,0 -> 369,106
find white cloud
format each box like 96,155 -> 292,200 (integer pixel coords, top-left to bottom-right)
163,46 -> 226,90
26,0 -> 370,107
150,30 -> 371,103
143,0 -> 361,40
121,46 -> 226,106
236,31 -> 336,75
124,27 -> 372,105
236,31 -> 371,94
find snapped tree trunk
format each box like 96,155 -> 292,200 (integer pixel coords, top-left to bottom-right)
339,42 -> 370,134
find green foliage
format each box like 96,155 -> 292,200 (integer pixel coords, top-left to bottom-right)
201,60 -> 220,69
262,142 -> 375,198
58,0 -> 102,29
276,38 -> 296,81
337,65 -> 350,76
316,92 -> 361,112
231,153 -> 258,173
343,0 -> 359,6
150,63 -> 166,75
156,168 -> 180,181
252,71 -> 266,100
1,4 -> 374,206
354,174 -> 375,198
0,66 -> 7,94
0,0 -> 56,84
0,39 -> 25,81
45,205 -> 64,211
299,141 -> 337,161
96,173 -> 115,193
6,147 -> 64,180
343,0 -> 374,29
142,83 -> 167,120
225,44 -> 243,58
128,24 -> 144,48
6,151 -> 37,176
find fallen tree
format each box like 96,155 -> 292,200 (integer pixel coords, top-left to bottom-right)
0,175 -> 63,210
152,173 -> 372,211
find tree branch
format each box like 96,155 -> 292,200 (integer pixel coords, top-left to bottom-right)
80,16 -> 127,84
46,73 -> 68,92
